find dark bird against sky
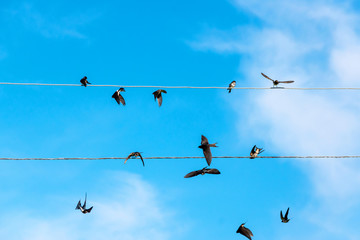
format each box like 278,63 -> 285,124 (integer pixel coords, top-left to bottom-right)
80,76 -> 91,87
153,89 -> 167,107
184,167 -> 220,178
227,80 -> 236,93
236,223 -> 253,240
125,152 -> 145,166
281,207 -> 290,223
75,193 -> 93,214
261,73 -> 294,87
198,135 -> 217,166
250,145 -> 264,159
112,88 -> 126,106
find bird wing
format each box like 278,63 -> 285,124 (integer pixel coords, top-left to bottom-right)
82,193 -> 87,209
138,153 -> 145,166
157,94 -> 163,107
280,210 -> 284,220
125,153 -> 133,164
75,200 -> 81,210
184,170 -> 202,178
205,168 -> 220,174
285,208 -> 289,219
203,147 -> 212,166
153,91 -> 159,101
201,135 -> 209,145
278,80 -> 294,84
118,93 -> 126,106
112,92 -> 120,104
86,206 -> 93,213
250,145 -> 256,154
261,73 -> 274,82
244,226 -> 254,237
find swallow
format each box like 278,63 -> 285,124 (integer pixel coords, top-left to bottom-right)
227,81 -> 236,93
184,167 -> 221,178
261,73 -> 294,87
281,208 -> 290,223
75,193 -> 93,214
125,152 -> 144,166
236,223 -> 253,240
250,145 -> 264,159
153,89 -> 167,107
198,135 -> 217,166
112,88 -> 126,106
80,76 -> 91,87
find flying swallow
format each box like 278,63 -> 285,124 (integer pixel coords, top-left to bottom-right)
125,152 -> 144,166
75,193 -> 93,214
280,208 -> 290,223
80,76 -> 91,87
227,81 -> 236,93
198,135 -> 217,166
112,88 -> 126,106
261,73 -> 294,87
153,89 -> 167,107
236,223 -> 253,240
250,145 -> 264,159
184,167 -> 221,178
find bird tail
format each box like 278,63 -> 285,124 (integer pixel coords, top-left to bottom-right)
227,88 -> 231,93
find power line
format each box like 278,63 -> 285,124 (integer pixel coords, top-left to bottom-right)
0,156 -> 359,161
1,82 -> 360,90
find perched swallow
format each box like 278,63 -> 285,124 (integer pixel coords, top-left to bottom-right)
261,73 -> 294,87
75,193 -> 93,214
184,167 -> 221,178
198,135 -> 217,166
236,223 -> 253,240
250,145 -> 264,159
112,88 -> 126,106
153,89 -> 167,107
227,81 -> 236,93
125,152 -> 144,166
281,208 -> 290,223
80,76 -> 91,87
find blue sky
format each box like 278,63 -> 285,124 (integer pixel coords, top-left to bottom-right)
1,0 -> 360,239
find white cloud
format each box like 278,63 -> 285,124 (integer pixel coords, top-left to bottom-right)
0,172 -> 181,240
190,0 -> 360,238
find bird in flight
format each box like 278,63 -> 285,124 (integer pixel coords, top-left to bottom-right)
261,73 -> 294,88
198,135 -> 217,166
236,223 -> 253,240
125,152 -> 145,166
227,80 -> 236,93
75,193 -> 93,214
184,167 -> 221,178
112,88 -> 126,106
153,89 -> 167,107
250,145 -> 264,159
280,208 -> 290,223
80,76 -> 91,87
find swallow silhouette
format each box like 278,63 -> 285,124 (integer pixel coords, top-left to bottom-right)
184,167 -> 221,178
125,152 -> 144,166
261,73 -> 294,87
281,208 -> 290,223
80,76 -> 91,87
198,135 -> 217,166
250,145 -> 264,159
75,193 -> 93,214
236,223 -> 253,240
112,88 -> 126,106
227,81 -> 236,93
153,89 -> 167,107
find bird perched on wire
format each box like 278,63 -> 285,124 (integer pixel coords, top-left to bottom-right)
75,193 -> 93,214
261,73 -> 294,88
250,145 -> 264,159
236,223 -> 253,240
112,88 -> 126,106
184,167 -> 220,178
125,152 -> 144,166
198,135 -> 217,166
227,80 -> 236,93
80,76 -> 91,87
153,89 -> 167,107
280,208 -> 290,223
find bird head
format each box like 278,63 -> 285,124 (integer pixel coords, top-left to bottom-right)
119,88 -> 125,92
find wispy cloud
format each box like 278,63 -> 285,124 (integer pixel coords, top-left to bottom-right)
190,0 -> 360,238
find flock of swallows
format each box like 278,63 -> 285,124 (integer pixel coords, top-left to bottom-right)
77,73 -> 295,239
79,72 -> 295,107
